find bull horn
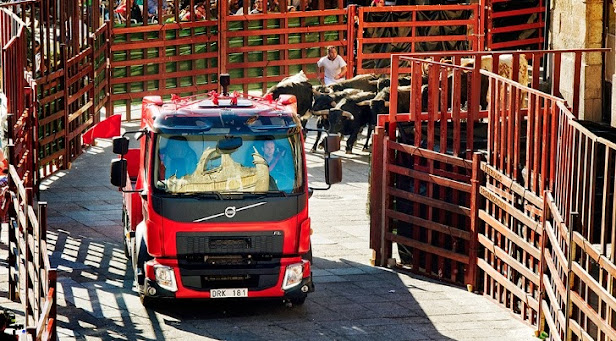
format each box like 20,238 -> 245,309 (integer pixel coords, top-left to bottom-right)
312,109 -> 329,116
300,111 -> 313,121
342,111 -> 354,120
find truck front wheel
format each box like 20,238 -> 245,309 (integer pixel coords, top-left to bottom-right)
290,295 -> 307,306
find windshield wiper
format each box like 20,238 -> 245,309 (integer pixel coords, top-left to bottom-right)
252,191 -> 288,197
171,192 -> 224,200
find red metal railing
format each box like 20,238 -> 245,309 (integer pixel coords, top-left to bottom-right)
370,49 -> 611,333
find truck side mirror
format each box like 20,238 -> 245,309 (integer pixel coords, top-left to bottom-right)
325,157 -> 342,185
111,158 -> 127,188
323,135 -> 340,153
112,137 -> 129,155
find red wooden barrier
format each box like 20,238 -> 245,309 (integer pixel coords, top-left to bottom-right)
486,0 -> 545,51
370,48 -> 610,333
356,4 -> 480,75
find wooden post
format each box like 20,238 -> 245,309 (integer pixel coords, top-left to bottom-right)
7,142 -> 16,302
370,126 -> 385,265
477,0 -> 485,51
218,0 -> 228,76
380,134 -> 392,266
388,54 -> 400,140
467,152 -> 484,290
565,212 -> 579,341
49,269 -> 57,341
346,5 -> 356,79
61,44 -> 70,170
105,21 -> 112,119
536,190 -> 549,337
24,188 -> 32,326
38,202 -> 47,313
89,34 -> 97,126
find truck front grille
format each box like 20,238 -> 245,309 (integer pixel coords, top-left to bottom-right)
176,231 -> 284,255
176,231 -> 284,290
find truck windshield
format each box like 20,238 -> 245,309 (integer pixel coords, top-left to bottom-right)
153,133 -> 304,194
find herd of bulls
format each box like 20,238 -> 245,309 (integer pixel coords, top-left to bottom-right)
266,71 -> 403,154
265,54 -> 529,154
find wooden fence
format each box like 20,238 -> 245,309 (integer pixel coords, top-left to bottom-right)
7,146 -> 57,341
355,4 -> 482,75
486,0 -> 545,51
539,102 -> 616,341
109,0 -> 352,119
370,48 -> 615,338
1,6 -> 35,188
35,0 -> 111,178
108,0 -> 542,119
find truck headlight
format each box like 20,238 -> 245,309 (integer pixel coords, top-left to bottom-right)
154,265 -> 177,292
282,263 -> 304,290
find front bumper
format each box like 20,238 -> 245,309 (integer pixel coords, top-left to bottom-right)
142,258 -> 314,300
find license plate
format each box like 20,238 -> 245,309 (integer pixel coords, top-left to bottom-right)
210,288 -> 248,298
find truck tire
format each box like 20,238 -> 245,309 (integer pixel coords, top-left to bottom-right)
140,293 -> 154,307
291,295 -> 307,306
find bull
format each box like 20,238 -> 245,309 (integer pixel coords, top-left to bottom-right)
312,91 -> 376,154
265,70 -> 313,121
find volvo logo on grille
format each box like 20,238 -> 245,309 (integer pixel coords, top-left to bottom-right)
224,206 -> 236,218
193,202 -> 267,222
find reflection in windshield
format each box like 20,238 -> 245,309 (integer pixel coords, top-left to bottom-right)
154,134 -> 302,194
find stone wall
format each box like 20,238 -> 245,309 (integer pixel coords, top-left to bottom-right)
551,0 -> 603,122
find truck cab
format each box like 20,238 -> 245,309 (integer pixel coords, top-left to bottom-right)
110,84 -> 341,306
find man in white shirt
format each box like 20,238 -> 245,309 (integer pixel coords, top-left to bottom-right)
317,46 -> 347,86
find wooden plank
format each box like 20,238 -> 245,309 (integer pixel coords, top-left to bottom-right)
548,196 -> 568,240
541,300 -> 564,341
386,209 -> 470,240
38,110 -> 65,127
27,206 -> 38,234
387,186 -> 471,217
572,231 -> 616,279
386,232 -> 469,264
571,260 -> 616,313
478,234 -> 540,285
481,162 -> 542,208
389,140 -> 473,169
389,164 -> 472,193
66,64 -> 93,87
544,221 -> 568,272
479,186 -> 542,233
112,51 -> 224,68
479,209 -> 541,259
569,319 -> 595,341
570,291 -> 616,340
110,35 -> 214,52
67,101 -> 93,123
477,258 -> 539,312
543,255 -> 567,304
225,24 -> 347,37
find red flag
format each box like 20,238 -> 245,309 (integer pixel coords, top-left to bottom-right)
82,114 -> 121,145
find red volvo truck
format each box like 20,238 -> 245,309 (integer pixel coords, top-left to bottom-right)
110,76 -> 341,306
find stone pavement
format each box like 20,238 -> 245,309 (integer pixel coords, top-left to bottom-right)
0,122 -> 537,340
